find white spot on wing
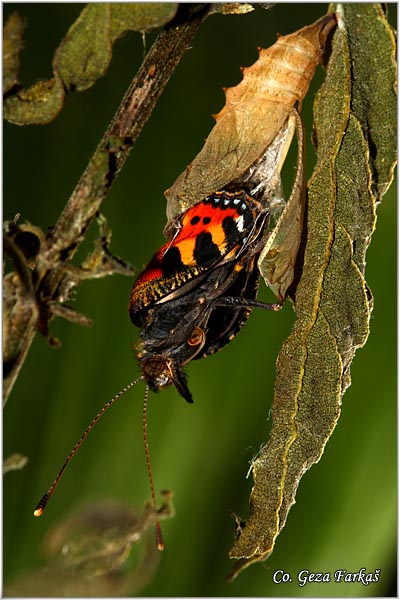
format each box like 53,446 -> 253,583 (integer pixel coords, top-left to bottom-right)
236,214 -> 245,232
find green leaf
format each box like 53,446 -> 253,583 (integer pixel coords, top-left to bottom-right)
229,4 -> 396,578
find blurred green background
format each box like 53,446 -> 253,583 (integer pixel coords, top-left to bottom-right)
4,3 -> 396,596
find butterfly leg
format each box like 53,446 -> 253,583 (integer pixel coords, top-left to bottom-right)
212,296 -> 282,312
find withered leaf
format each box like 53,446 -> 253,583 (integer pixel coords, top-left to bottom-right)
54,4 -> 111,93
228,4 -> 396,579
5,495 -> 174,597
208,4 -> 255,16
3,12 -> 26,94
3,3 -> 178,125
3,271 -> 38,404
3,452 -> 28,474
109,3 -> 179,39
3,76 -> 65,127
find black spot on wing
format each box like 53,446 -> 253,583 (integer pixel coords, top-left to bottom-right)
162,245 -> 183,275
193,231 -> 221,267
222,216 -> 239,245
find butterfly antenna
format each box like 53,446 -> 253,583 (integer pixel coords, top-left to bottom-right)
34,376 -> 145,517
143,384 -> 164,551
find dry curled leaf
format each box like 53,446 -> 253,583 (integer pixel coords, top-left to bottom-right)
3,224 -> 40,404
3,212 -> 134,401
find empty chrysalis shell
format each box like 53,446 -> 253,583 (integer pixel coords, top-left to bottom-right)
165,14 -> 336,225
164,14 -> 336,302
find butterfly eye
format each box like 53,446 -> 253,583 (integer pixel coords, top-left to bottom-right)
187,326 -> 205,347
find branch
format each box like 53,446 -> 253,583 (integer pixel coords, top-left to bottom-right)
3,4 -> 210,404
